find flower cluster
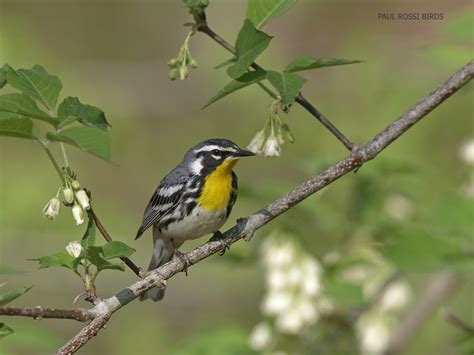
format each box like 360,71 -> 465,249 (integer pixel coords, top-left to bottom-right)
167,31 -> 198,81
249,232 -> 322,351
42,176 -> 90,225
247,99 -> 295,157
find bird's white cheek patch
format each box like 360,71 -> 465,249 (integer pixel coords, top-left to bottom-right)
190,158 -> 203,175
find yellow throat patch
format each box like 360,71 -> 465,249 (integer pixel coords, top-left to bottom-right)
198,158 -> 238,211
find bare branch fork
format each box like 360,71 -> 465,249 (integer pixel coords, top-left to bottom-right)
40,59 -> 469,353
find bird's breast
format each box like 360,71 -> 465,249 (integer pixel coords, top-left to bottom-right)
198,159 -> 237,211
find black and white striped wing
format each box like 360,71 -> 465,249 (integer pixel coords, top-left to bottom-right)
135,174 -> 188,240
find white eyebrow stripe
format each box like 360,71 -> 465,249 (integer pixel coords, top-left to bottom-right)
193,145 -> 238,153
158,184 -> 183,197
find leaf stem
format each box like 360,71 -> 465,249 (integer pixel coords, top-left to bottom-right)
60,143 -> 70,168
41,143 -> 65,184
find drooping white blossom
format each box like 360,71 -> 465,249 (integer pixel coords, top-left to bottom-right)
65,240 -> 83,258
42,197 -> 61,220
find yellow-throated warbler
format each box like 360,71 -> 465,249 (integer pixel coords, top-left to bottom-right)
135,138 -> 255,301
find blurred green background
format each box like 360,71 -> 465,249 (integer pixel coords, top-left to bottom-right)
0,0 -> 473,354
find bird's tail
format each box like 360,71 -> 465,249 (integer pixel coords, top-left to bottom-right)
140,227 -> 175,302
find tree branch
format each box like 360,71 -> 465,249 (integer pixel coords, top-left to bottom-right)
54,60 -> 473,354
384,272 -> 461,354
196,20 -> 356,151
0,306 -> 92,322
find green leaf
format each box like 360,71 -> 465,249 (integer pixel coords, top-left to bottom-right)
58,97 -> 110,131
81,211 -> 96,248
227,19 -> 272,79
0,264 -> 16,274
0,286 -> 32,306
284,55 -> 363,73
47,127 -> 111,162
204,69 -> 267,107
0,117 -> 40,140
266,70 -> 306,104
214,58 -> 237,70
101,241 -> 135,259
0,93 -> 57,126
0,323 -> 14,339
37,252 -> 77,269
247,0 -> 298,28
182,0 -> 209,11
87,247 -> 125,272
0,65 -> 7,89
6,65 -> 62,111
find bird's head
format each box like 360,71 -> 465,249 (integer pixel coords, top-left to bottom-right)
184,138 -> 255,175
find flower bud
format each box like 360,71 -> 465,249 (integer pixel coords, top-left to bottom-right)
247,130 -> 266,154
179,66 -> 189,80
72,204 -> 85,225
71,180 -> 81,190
65,240 -> 83,258
75,189 -> 90,210
262,135 -> 281,157
168,68 -> 179,80
42,197 -> 61,220
167,58 -> 178,67
190,59 -> 198,68
63,187 -> 74,204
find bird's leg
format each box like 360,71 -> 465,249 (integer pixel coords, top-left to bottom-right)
174,249 -> 190,276
209,231 -> 231,256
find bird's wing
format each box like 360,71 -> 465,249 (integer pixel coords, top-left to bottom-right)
135,167 -> 190,240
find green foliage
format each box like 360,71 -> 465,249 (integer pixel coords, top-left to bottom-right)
0,64 -> 111,163
227,19 -> 272,79
205,69 -> 267,107
323,279 -> 364,306
246,0 -> 298,28
0,286 -> 32,307
284,55 -> 363,73
46,127 -> 111,162
266,70 -> 306,104
6,65 -> 62,112
0,117 -> 39,140
0,93 -> 56,125
58,97 -> 110,131
101,241 -> 135,259
0,323 -> 14,339
182,0 -> 209,12
38,252 -> 77,269
81,211 -> 97,248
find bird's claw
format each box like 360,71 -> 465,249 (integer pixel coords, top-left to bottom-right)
174,250 -> 190,276
209,231 -> 231,256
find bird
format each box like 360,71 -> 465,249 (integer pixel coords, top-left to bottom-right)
135,138 -> 255,301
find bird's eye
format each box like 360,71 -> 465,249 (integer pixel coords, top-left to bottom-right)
211,149 -> 221,155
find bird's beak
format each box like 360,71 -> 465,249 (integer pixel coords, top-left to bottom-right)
233,148 -> 256,158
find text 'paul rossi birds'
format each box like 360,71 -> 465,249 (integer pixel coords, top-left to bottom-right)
378,12 -> 444,21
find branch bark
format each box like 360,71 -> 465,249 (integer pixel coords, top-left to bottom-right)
53,60 -> 473,354
0,306 -> 92,322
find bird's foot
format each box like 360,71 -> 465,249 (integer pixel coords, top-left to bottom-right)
209,231 -> 231,256
174,250 -> 190,276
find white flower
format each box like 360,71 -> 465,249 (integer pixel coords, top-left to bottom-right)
297,299 -> 319,323
302,257 -> 321,277
63,187 -> 74,204
302,276 -> 321,297
264,243 -> 295,268
42,197 -> 61,220
262,135 -> 281,157
267,270 -> 287,289
276,309 -> 304,334
379,282 -> 410,312
72,204 -> 85,225
75,190 -> 90,210
317,297 -> 335,315
384,194 -> 413,221
248,322 -> 272,351
65,240 -> 83,258
247,130 -> 266,154
358,318 -> 390,354
287,266 -> 303,285
341,265 -> 370,283
261,290 -> 292,316
459,139 -> 474,165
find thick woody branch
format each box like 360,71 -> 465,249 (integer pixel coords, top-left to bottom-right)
55,60 -> 473,354
196,21 -> 356,151
0,306 -> 93,322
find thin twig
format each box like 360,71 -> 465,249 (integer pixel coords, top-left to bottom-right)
443,309 -> 474,335
55,60 -> 474,354
196,20 -> 356,151
89,207 -> 142,277
0,306 -> 92,322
